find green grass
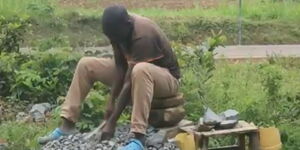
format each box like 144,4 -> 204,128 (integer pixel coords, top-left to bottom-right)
133,1 -> 300,23
0,119 -> 59,150
1,0 -> 300,46
0,57 -> 299,149
181,58 -> 300,149
1,0 -> 300,22
1,0 -> 300,149
182,58 -> 300,120
58,0 -> 300,24
0,0 -> 52,18
66,0 -> 300,23
0,0 -> 299,46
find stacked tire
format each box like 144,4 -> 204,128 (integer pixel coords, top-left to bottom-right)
149,93 -> 185,128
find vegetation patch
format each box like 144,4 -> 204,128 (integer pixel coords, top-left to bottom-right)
0,0 -> 300,149
1,0 -> 300,47
1,32 -> 299,149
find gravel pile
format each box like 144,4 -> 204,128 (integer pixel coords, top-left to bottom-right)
42,125 -> 179,150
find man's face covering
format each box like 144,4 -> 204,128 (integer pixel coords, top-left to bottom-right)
102,6 -> 132,43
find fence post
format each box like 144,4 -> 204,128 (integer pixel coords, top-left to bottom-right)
238,0 -> 243,45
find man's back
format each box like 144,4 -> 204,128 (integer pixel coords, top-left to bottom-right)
120,14 -> 181,79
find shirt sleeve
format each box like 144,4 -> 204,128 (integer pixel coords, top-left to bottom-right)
129,36 -> 164,64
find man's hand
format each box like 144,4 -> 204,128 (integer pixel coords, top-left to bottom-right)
100,120 -> 117,140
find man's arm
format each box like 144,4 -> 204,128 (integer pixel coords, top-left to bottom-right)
101,63 -> 134,140
106,64 -> 133,124
104,43 -> 128,120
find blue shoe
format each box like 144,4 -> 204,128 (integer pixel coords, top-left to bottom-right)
121,139 -> 144,150
38,128 -> 73,145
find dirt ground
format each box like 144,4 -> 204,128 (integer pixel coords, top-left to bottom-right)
58,0 -> 225,9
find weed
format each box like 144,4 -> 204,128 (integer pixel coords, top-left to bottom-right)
0,16 -> 30,53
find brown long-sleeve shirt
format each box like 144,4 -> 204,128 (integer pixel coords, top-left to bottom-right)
112,14 -> 181,79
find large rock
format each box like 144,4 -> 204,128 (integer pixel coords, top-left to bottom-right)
29,103 -> 51,122
203,107 -> 222,126
151,93 -> 185,109
219,109 -> 239,121
0,139 -> 7,150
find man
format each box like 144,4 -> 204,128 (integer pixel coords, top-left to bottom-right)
39,5 -> 180,149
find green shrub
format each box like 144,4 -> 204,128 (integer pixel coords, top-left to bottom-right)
9,49 -> 81,103
0,16 -> 30,53
76,83 -> 109,132
0,52 -> 27,96
0,49 -> 82,103
280,123 -> 300,150
175,31 -> 226,119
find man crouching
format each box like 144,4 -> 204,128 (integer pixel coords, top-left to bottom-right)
39,5 -> 181,150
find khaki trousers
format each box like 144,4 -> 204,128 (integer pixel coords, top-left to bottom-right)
61,57 -> 179,134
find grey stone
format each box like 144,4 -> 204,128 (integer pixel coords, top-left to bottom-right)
219,109 -> 239,121
146,130 -> 166,147
16,112 -> 27,121
217,109 -> 239,129
197,117 -> 214,131
83,46 -> 113,58
29,103 -> 51,122
218,120 -> 238,129
42,125 -> 179,150
0,144 -> 7,150
203,107 -> 222,126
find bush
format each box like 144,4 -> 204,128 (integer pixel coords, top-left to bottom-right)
76,83 -> 109,132
280,123 -> 300,150
10,49 -> 81,103
0,16 -> 30,53
175,31 -> 226,119
172,33 -> 300,148
0,48 -> 81,103
0,52 -> 27,96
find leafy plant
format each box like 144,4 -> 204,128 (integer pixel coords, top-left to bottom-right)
0,52 -> 28,96
175,31 -> 226,119
27,2 -> 54,18
0,16 -> 30,53
2,49 -> 81,103
77,83 -> 109,132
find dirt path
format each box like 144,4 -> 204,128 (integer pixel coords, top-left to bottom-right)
79,45 -> 300,60
215,45 -> 300,59
21,45 -> 300,60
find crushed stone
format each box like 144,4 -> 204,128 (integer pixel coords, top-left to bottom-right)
42,125 -> 179,150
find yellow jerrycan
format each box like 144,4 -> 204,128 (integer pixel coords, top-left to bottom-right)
259,127 -> 282,150
174,133 -> 196,150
